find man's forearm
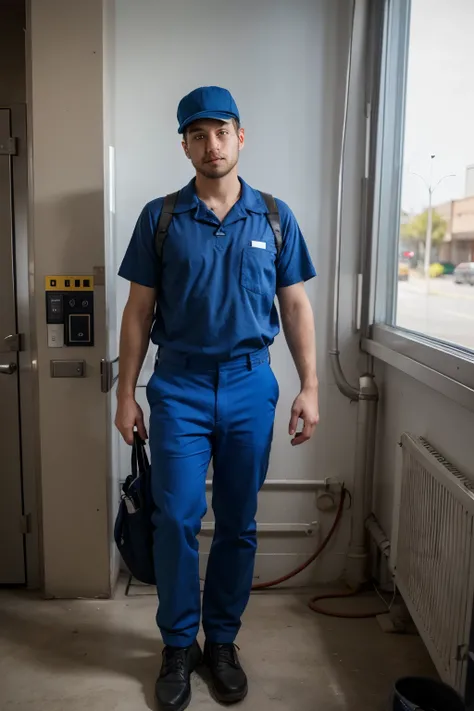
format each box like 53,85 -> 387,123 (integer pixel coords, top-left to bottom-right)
280,297 -> 318,390
117,303 -> 153,399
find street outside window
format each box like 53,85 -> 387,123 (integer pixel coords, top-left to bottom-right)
395,0 -> 474,352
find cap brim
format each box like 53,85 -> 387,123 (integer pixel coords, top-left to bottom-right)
178,110 -> 237,134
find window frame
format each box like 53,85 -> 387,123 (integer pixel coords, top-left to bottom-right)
364,0 -> 474,413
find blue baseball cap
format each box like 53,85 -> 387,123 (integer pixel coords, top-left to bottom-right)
177,86 -> 240,134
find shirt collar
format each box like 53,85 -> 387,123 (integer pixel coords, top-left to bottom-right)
238,178 -> 268,214
172,177 -> 268,216
172,179 -> 200,214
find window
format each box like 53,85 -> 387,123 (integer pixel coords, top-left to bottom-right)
391,0 -> 474,352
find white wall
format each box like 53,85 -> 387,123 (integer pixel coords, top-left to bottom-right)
113,0 -> 368,583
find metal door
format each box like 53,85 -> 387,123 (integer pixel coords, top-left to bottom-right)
0,108 -> 25,584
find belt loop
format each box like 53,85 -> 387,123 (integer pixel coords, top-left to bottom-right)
247,353 -> 253,371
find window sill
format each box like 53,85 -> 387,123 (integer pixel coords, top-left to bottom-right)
361,324 -> 474,413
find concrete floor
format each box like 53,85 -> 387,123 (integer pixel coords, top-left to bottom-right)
0,580 -> 436,711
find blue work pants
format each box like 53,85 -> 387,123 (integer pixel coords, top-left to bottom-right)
146,347 -> 279,647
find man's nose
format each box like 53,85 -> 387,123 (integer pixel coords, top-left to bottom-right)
206,134 -> 219,153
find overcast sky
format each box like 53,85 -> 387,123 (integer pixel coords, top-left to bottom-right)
401,0 -> 474,213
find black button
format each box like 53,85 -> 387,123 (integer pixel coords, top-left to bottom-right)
82,300 -> 89,308
69,298 -> 76,308
83,279 -> 90,288
50,279 -> 57,287
69,314 -> 90,343
65,279 -> 71,287
75,279 -> 81,287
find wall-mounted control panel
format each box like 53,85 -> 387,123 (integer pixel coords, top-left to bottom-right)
45,276 -> 94,348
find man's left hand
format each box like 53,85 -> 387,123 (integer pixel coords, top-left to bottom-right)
289,386 -> 320,446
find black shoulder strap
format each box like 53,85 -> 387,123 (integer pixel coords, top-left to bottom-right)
155,191 -> 180,261
260,192 -> 282,257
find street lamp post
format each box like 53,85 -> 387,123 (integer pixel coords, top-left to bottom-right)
411,155 -> 455,291
423,156 -> 435,284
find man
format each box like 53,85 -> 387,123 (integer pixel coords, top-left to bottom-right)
115,86 -> 319,711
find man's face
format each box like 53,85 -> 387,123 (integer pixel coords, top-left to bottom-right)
182,119 -> 244,179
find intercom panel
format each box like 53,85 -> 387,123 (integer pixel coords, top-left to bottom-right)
45,276 -> 95,347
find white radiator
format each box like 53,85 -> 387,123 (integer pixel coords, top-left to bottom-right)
395,433 -> 474,697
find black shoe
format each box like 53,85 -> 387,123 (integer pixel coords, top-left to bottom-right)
155,640 -> 202,711
204,642 -> 248,704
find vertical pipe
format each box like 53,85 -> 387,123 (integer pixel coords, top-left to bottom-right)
363,374 -> 378,519
346,395 -> 369,586
328,0 -> 381,587
346,374 -> 379,587
329,0 -> 360,402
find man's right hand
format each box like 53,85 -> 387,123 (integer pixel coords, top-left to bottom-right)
115,396 -> 148,445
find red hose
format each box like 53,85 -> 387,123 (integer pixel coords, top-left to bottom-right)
251,486 -> 347,591
251,484 -> 389,618
308,588 -> 382,618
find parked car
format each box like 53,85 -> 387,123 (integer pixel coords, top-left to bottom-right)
454,262 -> 474,285
439,261 -> 455,275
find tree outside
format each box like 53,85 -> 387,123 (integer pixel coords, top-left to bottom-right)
400,209 -> 448,265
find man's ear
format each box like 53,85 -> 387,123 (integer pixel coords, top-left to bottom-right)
238,128 -> 245,152
182,140 -> 191,159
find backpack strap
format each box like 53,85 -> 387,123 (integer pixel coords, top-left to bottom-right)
155,190 -> 282,260
260,192 -> 282,257
154,191 -> 180,261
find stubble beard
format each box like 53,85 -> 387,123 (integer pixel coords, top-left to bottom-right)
194,153 -> 239,180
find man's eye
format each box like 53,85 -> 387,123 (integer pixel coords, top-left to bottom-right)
194,135 -> 204,141
218,131 -> 228,136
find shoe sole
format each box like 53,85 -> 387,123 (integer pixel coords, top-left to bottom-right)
157,691 -> 192,711
212,682 -> 248,705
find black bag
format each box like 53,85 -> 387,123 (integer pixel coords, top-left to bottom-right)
114,432 -> 155,585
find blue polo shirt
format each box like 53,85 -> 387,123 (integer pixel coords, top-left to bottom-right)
118,178 -> 316,359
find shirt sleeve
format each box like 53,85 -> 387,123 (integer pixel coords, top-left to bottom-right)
275,199 -> 317,288
118,200 -> 162,288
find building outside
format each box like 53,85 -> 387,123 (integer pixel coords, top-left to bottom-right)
400,166 -> 474,266
439,195 -> 474,264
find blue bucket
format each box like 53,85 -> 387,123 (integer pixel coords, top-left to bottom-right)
393,677 -> 465,711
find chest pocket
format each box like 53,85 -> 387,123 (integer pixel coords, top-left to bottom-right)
240,246 -> 277,295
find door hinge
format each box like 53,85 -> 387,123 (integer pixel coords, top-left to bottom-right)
4,333 -> 24,352
0,137 -> 18,156
20,513 -> 32,535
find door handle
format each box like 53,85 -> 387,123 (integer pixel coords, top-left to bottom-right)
100,357 -> 119,393
0,363 -> 17,375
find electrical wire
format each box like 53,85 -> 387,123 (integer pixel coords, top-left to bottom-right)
373,580 -> 397,612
